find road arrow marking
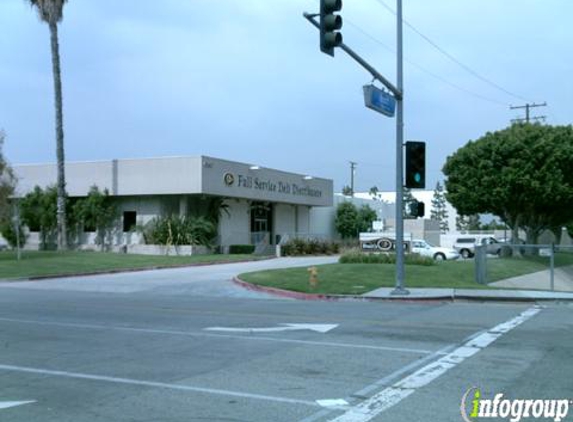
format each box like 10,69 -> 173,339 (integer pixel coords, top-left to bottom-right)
204,323 -> 338,334
0,401 -> 36,410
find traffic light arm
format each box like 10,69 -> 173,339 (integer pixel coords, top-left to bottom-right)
303,12 -> 402,101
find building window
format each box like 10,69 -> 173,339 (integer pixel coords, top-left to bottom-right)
123,211 -> 137,232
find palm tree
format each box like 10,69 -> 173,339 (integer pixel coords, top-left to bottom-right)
27,0 -> 68,250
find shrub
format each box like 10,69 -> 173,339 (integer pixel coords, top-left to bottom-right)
280,238 -> 340,256
141,215 -> 216,247
339,250 -> 435,266
229,244 -> 255,254
0,219 -> 27,248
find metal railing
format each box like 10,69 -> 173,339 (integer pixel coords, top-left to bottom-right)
475,244 -> 573,291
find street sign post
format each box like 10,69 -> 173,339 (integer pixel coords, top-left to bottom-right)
363,85 -> 396,117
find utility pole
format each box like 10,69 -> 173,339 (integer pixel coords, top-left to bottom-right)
510,102 -> 547,124
349,161 -> 357,197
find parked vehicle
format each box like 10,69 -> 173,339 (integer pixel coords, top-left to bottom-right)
453,236 -> 502,258
411,239 -> 460,261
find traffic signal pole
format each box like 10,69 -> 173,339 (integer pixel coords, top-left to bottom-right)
303,0 -> 409,295
393,0 -> 407,295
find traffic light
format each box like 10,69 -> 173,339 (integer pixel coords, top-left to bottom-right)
405,141 -> 426,189
409,200 -> 425,218
320,0 -> 343,57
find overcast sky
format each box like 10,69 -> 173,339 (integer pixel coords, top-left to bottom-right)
1,0 -> 571,193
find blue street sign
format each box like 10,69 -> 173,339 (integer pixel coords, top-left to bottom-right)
363,85 -> 396,117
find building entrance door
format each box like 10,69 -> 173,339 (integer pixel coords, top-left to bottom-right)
250,202 -> 273,246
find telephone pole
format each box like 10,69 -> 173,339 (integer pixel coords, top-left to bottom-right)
510,102 -> 547,124
349,161 -> 357,197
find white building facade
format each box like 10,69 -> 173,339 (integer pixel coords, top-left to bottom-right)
14,156 -> 333,252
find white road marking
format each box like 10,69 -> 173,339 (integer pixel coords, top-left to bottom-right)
0,400 -> 36,410
0,364 -> 318,407
0,317 -> 440,355
204,323 -> 339,333
326,306 -> 542,422
296,343 -> 458,422
316,399 -> 349,408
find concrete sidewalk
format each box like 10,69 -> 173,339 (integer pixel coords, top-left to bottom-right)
490,265 -> 573,292
363,287 -> 573,301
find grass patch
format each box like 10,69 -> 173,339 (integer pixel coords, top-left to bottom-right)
239,261 -> 483,295
0,250 -> 266,280
239,253 -> 573,295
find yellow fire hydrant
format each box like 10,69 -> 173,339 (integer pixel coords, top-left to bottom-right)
307,266 -> 319,289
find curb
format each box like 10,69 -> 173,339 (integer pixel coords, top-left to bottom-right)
232,277 -> 341,301
232,277 -> 453,303
232,278 -> 573,303
6,256 -> 275,282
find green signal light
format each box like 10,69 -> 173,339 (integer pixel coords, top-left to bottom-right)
414,173 -> 421,183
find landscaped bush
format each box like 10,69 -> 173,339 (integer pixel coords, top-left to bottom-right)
229,244 -> 255,254
280,238 -> 340,256
0,219 -> 27,248
140,215 -> 216,247
339,250 -> 435,266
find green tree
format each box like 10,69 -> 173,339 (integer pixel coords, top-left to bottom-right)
334,202 -> 377,239
430,181 -> 449,233
480,218 -> 506,231
0,131 -> 21,248
0,218 -> 27,249
456,214 -> 481,232
443,124 -> 573,244
73,186 -> 118,251
341,185 -> 353,197
356,205 -> 377,233
369,186 -> 380,200
335,202 -> 358,239
21,185 -> 58,249
403,188 -> 417,219
0,130 -> 15,223
27,0 -> 69,250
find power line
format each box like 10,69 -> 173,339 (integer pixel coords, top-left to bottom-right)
372,0 -> 532,103
308,0 -> 509,106
343,14 -> 508,106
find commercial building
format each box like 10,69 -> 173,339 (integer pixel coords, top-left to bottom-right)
13,156 -> 333,252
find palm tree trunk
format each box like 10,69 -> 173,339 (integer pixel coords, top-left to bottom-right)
49,20 -> 67,250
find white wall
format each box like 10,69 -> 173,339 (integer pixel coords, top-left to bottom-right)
296,205 -> 311,235
15,161 -> 114,197
274,204 -> 296,239
116,157 -> 202,196
218,199 -> 250,247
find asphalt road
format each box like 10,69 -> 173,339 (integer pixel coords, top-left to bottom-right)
0,258 -> 572,422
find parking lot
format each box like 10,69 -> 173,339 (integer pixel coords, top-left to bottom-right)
0,261 -> 572,422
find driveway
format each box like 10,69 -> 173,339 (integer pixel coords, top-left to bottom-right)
0,256 -> 339,297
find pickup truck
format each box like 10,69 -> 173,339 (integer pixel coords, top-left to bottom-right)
454,236 -> 502,258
